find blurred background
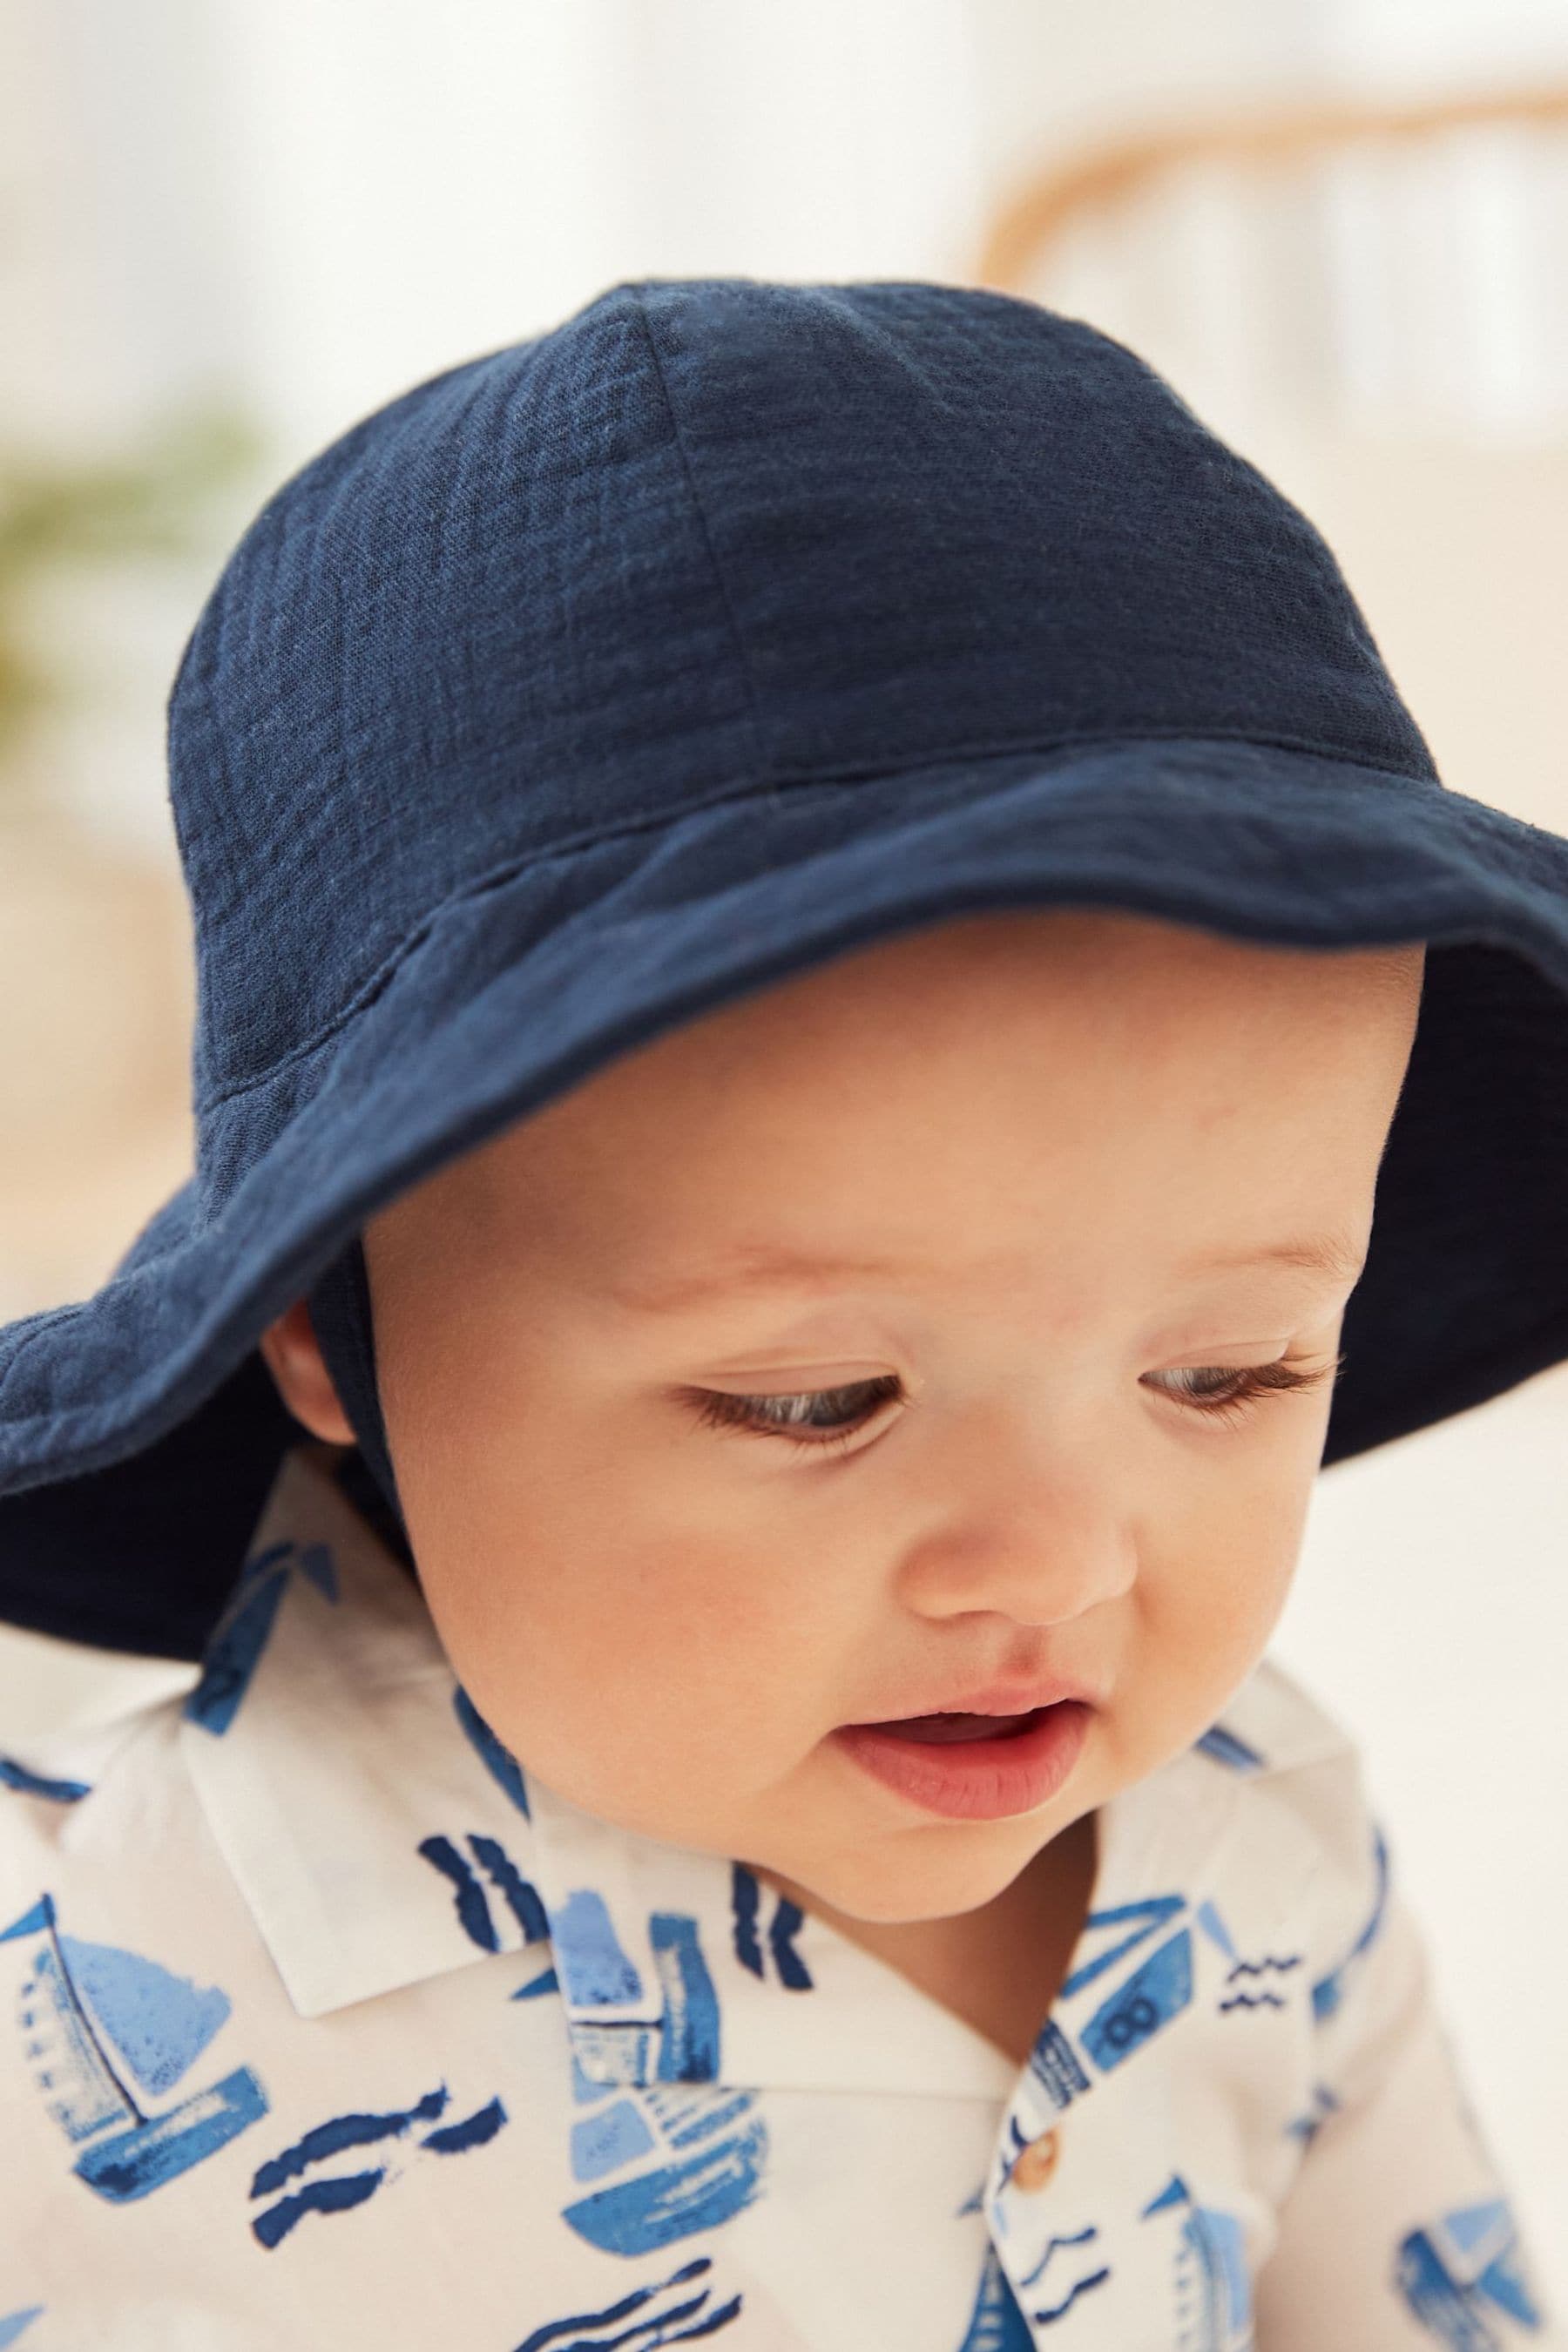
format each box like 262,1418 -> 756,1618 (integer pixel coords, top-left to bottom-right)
2,0 -> 1565,2289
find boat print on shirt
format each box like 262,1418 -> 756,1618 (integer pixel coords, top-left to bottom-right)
971,1709 -> 1316,2336
1396,2198 -> 1548,2346
444,1685 -> 774,2263
551,1884 -> 771,2261
2,1889 -> 267,2202
1142,2173 -> 1254,2352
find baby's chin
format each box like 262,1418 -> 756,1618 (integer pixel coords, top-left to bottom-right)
739,1805 -> 1086,1930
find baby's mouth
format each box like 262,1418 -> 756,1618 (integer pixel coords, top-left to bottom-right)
854,1709 -> 1042,1744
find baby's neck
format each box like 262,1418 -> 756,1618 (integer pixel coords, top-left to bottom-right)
754,1811 -> 1098,2068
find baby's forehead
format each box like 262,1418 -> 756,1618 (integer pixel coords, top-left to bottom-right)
404,916 -> 1420,1260
666,909 -> 1421,1041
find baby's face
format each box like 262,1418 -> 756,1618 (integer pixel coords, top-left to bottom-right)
269,909 -> 1424,1929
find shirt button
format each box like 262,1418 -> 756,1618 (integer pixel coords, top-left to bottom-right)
1008,2126 -> 1061,2193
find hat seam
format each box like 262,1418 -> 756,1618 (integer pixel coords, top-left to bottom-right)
631,286 -> 770,787
195,722 -> 1437,1111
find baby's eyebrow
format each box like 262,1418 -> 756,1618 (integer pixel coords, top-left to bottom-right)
605,1232 -> 1366,1315
1189,1233 -> 1368,1282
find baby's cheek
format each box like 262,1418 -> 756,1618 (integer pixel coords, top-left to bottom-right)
1136,1526 -> 1300,1740
613,1524 -> 830,1688
476,1578 -> 785,1821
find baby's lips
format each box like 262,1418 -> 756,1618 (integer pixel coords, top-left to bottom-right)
851,1708 -> 1046,1744
848,1671 -> 1107,1724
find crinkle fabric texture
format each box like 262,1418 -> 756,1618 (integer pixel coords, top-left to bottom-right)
2,275 -> 1568,1658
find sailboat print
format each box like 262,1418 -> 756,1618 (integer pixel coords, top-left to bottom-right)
3,1890 -> 268,2203
1141,2173 -> 1254,2352
547,1891 -> 769,2259
1396,2198 -> 1547,2345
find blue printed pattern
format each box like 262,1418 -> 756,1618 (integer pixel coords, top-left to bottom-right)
1142,2173 -> 1254,2351
561,2069 -> 769,2261
501,1833 -> 774,2261
1311,1820 -> 1390,2024
730,1863 -> 812,1990
510,2254 -> 744,2349
452,1685 -> 531,1815
1198,1896 -> 1303,2014
9,1454 -> 1554,2349
0,1755 -> 91,1803
2,1891 -> 267,2202
954,2246 -> 1039,2347
412,1740 -> 777,2264
1397,2200 -> 1547,2346
411,1755 -> 754,2259
248,2080 -> 509,2248
183,1538 -> 338,1737
1013,2222 -> 1111,2328
1018,1890 -> 1191,2116
552,1872 -> 771,2258
973,1725 -> 1413,2342
983,1877 -> 1257,2341
1193,1724 -> 1267,1773
1283,2083 -> 1343,2148
418,1830 -> 551,1952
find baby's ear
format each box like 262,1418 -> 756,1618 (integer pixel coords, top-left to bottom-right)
257,1299 -> 356,1444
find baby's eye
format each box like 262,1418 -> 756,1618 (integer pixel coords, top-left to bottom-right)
1144,1357 -> 1340,1425
686,1376 -> 901,1457
681,1354 -> 1342,1456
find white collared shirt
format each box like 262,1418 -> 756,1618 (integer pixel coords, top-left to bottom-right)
0,1441 -> 1557,2350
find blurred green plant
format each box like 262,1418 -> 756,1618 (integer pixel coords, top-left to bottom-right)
0,404 -> 262,790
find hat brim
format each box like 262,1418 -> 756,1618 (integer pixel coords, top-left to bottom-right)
5,732 -> 1568,1655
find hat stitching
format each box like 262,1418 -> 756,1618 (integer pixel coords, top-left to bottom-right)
633,286 -> 769,778
195,725 -> 1440,1113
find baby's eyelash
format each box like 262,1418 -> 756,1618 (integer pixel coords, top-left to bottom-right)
686,1376 -> 904,1455
682,1355 -> 1345,1457
1159,1354 -> 1345,1427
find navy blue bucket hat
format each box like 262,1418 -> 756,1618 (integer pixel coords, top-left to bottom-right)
4,275 -> 1568,1662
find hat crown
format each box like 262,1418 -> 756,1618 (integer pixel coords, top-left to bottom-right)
167,277 -> 1436,1113
5,274 -> 1565,1568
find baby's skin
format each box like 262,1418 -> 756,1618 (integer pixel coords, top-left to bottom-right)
261,908 -> 1423,2014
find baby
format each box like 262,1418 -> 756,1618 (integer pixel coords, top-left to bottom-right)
1,275 -> 1562,2349
262,906 -> 1422,2067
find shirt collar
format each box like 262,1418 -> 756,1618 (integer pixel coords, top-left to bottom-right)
181,1443 -> 1349,2101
